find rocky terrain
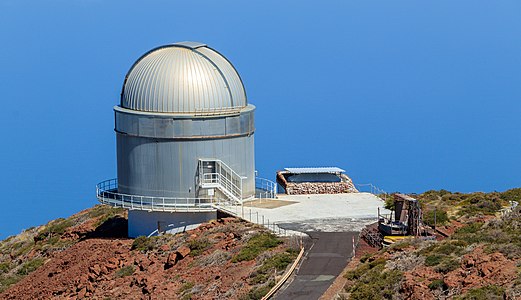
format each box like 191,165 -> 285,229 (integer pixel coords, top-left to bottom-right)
0,205 -> 299,299
333,189 -> 521,300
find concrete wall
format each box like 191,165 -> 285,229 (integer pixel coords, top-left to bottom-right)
128,210 -> 217,237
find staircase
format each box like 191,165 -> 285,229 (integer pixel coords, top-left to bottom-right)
198,159 -> 245,204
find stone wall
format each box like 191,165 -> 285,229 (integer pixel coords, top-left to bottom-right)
277,171 -> 358,195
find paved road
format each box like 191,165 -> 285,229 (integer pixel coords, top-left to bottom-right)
274,232 -> 357,300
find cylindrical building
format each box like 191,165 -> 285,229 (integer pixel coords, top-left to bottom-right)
97,41 -> 257,237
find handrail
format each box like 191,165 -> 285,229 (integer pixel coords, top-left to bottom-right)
199,159 -> 244,203
96,179 -> 221,212
262,245 -> 305,300
356,183 -> 388,201
255,177 -> 277,199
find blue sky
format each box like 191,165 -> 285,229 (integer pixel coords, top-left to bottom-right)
1,1 -> 520,238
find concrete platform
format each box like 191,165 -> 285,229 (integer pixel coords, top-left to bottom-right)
234,192 -> 390,232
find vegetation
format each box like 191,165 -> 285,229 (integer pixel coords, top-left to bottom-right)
178,281 -> 195,294
88,205 -> 125,227
240,280 -> 275,300
0,275 -> 21,293
131,236 -> 156,252
455,285 -> 505,300
422,208 -> 449,227
428,279 -> 447,291
344,258 -> 403,300
233,233 -> 281,262
17,258 -> 45,276
187,238 -> 211,256
114,265 -> 135,278
249,249 -> 297,284
343,188 -> 521,299
0,205 -> 126,294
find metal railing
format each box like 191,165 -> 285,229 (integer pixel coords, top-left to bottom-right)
356,183 -> 388,201
96,179 -> 220,212
215,203 -> 306,237
199,159 -> 243,203
255,177 -> 277,199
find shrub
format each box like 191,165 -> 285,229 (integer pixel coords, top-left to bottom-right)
347,263 -> 402,300
178,281 -> 195,294
424,255 -> 443,267
428,279 -> 447,290
0,275 -> 21,293
456,285 -> 505,300
500,188 -> 521,203
233,233 -> 281,262
434,257 -> 459,274
423,208 -> 449,227
345,258 -> 387,280
0,262 -> 11,274
114,265 -> 135,278
250,250 -> 297,284
17,258 -> 44,276
131,236 -> 154,252
241,280 -> 275,300
35,218 -> 74,241
384,197 -> 395,210
359,253 -> 372,263
187,238 -> 211,256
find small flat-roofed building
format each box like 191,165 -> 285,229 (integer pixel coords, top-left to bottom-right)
276,167 -> 358,195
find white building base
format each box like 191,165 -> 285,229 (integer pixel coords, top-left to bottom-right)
128,210 -> 218,238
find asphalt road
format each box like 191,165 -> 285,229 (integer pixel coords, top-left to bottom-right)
274,231 -> 356,300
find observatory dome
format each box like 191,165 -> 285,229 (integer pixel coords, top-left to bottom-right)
121,42 -> 247,114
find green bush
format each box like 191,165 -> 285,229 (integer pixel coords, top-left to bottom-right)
345,258 -> 387,280
114,265 -> 135,278
187,238 -> 211,256
250,250 -> 297,284
241,280 -> 275,300
35,218 -> 74,242
17,258 -> 44,276
131,236 -> 155,252
500,188 -> 521,203
88,205 -> 125,227
347,262 -> 403,300
0,274 -> 21,293
456,285 -> 505,300
434,257 -> 459,274
428,279 -> 447,290
423,208 -> 449,226
0,262 -> 11,274
425,255 -> 443,267
359,253 -> 372,263
233,233 -> 281,262
178,281 -> 195,294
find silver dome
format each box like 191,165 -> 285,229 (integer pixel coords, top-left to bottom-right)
121,42 -> 247,114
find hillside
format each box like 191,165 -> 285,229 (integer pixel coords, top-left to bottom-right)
336,188 -> 521,300
0,205 -> 299,299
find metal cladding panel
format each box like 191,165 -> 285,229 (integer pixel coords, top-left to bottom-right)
114,105 -> 255,139
196,47 -> 247,107
117,133 -> 255,199
121,44 -> 247,114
